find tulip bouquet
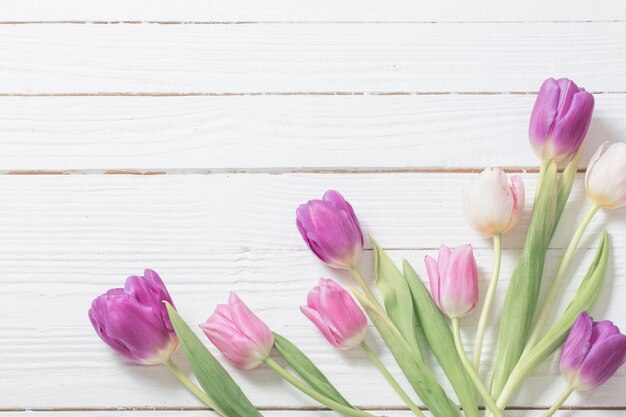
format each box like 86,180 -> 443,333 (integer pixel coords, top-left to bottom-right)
89,77 -> 626,417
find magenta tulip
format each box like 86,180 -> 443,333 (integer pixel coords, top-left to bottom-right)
301,278 -> 368,350
425,245 -> 479,319
200,293 -> 274,370
560,311 -> 626,391
296,190 -> 364,269
529,77 -> 594,162
88,269 -> 179,364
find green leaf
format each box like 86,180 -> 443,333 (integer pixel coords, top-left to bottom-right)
371,236 -> 419,351
490,161 -> 558,399
554,148 -> 582,234
273,332 -> 354,409
497,232 -> 609,405
403,260 -> 479,417
352,287 -> 462,417
166,303 -> 264,417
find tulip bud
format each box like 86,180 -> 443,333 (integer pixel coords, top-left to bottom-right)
296,190 -> 364,269
560,311 -> 626,391
462,168 -> 525,237
88,269 -> 179,364
585,142 -> 626,209
529,77 -> 594,162
200,293 -> 274,370
425,245 -> 478,319
301,278 -> 368,350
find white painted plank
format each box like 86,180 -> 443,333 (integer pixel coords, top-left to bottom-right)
0,174 -> 624,408
0,23 -> 625,94
1,94 -> 625,171
2,0 -> 626,22
0,174 -> 623,253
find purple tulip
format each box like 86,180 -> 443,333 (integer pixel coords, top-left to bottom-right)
560,311 -> 626,391
296,190 -> 364,270
425,245 -> 479,319
89,269 -> 179,364
200,293 -> 274,370
301,278 -> 368,350
529,77 -> 594,162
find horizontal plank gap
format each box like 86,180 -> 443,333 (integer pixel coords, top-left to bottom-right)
1,167 -> 584,175
2,406 -> 625,412
1,92 -> 626,97
0,20 -> 625,25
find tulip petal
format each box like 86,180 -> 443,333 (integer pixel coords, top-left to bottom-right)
560,311 -> 593,374
575,333 -> 626,390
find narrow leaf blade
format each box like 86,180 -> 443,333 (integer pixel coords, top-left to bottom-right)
166,304 -> 263,417
403,260 -> 479,417
371,236 -> 418,351
352,288 -> 462,417
273,332 -> 354,408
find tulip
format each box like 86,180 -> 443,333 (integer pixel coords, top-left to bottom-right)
529,77 -> 594,162
560,311 -> 626,391
88,269 -> 179,364
201,292 -> 274,370
301,278 -> 368,350
296,190 -> 363,270
585,142 -> 626,209
425,245 -> 478,319
463,167 -> 525,237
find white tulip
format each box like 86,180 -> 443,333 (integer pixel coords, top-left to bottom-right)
585,142 -> 626,209
462,168 -> 525,237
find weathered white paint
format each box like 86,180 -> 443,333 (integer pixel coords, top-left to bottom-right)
0,23 -> 625,94
1,94 -> 625,172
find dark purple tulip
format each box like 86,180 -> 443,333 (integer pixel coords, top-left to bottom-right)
529,77 -> 595,162
89,269 -> 179,364
296,190 -> 364,269
560,311 -> 626,391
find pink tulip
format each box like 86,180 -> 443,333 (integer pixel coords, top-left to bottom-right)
301,278 -> 368,350
425,245 -> 479,319
462,168 -> 525,237
296,190 -> 364,269
200,293 -> 274,370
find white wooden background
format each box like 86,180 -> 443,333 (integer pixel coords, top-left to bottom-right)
0,2 -> 625,416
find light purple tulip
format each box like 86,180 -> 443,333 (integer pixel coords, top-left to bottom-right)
425,245 -> 479,319
529,77 -> 594,162
200,293 -> 274,370
88,269 -> 179,365
301,278 -> 368,350
296,190 -> 364,270
560,311 -> 626,391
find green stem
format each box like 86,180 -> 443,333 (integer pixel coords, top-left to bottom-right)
450,318 -> 504,417
264,356 -> 381,417
524,204 -> 599,352
164,358 -> 222,415
350,266 -> 381,309
473,233 -> 501,370
542,386 -> 574,417
360,342 -> 426,417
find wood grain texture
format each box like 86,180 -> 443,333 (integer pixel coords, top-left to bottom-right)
1,94 -> 625,172
0,174 -> 623,408
2,0 -> 626,22
0,23 -> 625,94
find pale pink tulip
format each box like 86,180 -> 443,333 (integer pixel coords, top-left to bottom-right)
425,245 -> 479,319
301,278 -> 367,350
200,293 -> 274,370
